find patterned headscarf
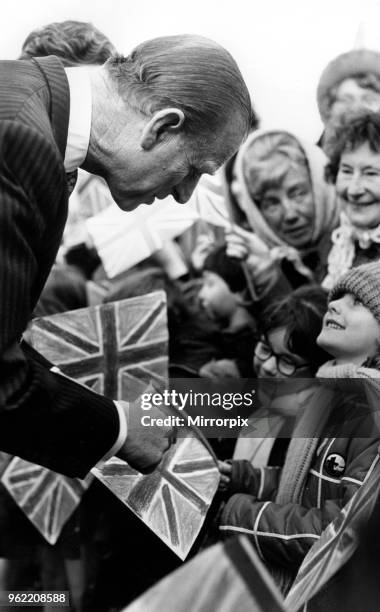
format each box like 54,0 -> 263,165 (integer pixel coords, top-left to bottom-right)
228,129 -> 339,253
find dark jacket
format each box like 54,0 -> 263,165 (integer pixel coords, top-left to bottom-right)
219,394 -> 380,574
0,57 -> 119,477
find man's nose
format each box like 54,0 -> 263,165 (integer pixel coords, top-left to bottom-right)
174,175 -> 201,204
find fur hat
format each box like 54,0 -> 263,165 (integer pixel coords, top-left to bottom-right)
329,261 -> 380,323
203,245 -> 247,293
317,49 -> 380,123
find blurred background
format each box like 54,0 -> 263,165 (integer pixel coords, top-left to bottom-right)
1,0 -> 380,142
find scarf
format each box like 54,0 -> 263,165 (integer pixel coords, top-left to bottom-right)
285,361 -> 380,610
224,130 -> 339,281
272,362 -> 380,593
322,212 -> 380,290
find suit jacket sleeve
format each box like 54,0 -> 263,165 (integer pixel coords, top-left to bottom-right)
0,120 -> 120,478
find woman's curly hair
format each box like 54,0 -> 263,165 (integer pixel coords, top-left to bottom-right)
324,110 -> 380,184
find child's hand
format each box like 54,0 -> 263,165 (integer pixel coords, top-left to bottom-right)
191,234 -> 215,271
218,460 -> 232,492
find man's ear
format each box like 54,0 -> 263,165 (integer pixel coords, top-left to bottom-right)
140,108 -> 185,150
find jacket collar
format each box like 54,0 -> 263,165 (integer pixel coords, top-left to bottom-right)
31,56 -> 70,160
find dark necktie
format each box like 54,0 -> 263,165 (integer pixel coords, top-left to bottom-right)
66,170 -> 78,196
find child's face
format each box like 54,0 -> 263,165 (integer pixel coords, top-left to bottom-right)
253,327 -> 311,378
198,271 -> 237,322
317,292 -> 380,364
336,143 -> 380,229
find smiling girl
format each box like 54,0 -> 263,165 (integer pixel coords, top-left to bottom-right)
218,262 -> 380,593
318,261 -> 380,371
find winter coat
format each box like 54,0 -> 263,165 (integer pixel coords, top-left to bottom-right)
219,368 -> 380,591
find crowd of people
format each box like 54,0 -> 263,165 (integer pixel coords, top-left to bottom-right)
1,16 -> 380,612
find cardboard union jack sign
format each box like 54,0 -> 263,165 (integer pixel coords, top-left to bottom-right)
1,460 -> 91,545
2,292 -> 168,545
86,175 -> 230,279
28,291 -> 168,399
123,536 -> 285,612
62,173 -> 111,250
0,453 -> 13,478
93,436 -> 219,560
86,195 -> 196,279
286,456 -> 380,611
76,173 -> 113,219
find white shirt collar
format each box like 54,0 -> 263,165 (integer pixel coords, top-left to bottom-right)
64,67 -> 92,173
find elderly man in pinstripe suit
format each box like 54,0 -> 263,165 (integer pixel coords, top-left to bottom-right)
0,34 -> 253,478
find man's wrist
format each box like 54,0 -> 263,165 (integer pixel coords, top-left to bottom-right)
95,400 -> 128,469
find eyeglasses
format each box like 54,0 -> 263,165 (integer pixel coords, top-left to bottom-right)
254,339 -> 308,377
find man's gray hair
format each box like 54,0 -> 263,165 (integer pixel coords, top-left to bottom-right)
105,34 -> 256,138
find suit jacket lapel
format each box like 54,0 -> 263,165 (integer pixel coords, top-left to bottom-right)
32,56 -> 70,160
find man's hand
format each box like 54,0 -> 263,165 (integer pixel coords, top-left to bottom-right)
116,397 -> 174,473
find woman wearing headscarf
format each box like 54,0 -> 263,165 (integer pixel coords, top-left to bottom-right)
219,129 -> 339,302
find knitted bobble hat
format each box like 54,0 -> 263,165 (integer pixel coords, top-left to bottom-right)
329,261 -> 380,323
317,49 -> 380,123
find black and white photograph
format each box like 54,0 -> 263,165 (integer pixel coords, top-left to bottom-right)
1,1 -> 380,610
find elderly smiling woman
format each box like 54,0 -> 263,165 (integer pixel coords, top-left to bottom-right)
323,111 -> 380,289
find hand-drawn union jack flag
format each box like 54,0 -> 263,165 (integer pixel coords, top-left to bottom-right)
28,290 -> 168,400
1,292 -> 168,544
124,536 -> 286,612
2,458 -> 91,544
93,436 -> 219,560
286,455 -> 380,611
86,191 -> 199,278
0,452 -> 12,478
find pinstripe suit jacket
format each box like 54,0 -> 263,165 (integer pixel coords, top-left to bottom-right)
0,56 -> 119,478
